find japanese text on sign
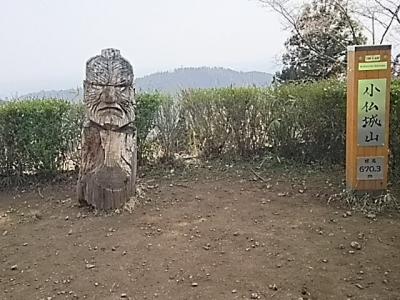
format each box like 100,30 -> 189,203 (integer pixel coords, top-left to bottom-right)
358,62 -> 388,71
365,55 -> 381,62
358,79 -> 386,146
356,156 -> 384,180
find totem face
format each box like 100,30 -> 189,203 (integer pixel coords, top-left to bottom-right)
78,48 -> 137,210
84,49 -> 134,128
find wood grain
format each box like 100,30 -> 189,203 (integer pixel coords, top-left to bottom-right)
77,49 -> 137,209
346,45 -> 391,191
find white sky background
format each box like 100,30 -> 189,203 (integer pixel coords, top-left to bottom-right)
0,0 -> 288,98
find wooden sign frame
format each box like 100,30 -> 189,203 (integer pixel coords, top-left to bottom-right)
346,45 -> 391,191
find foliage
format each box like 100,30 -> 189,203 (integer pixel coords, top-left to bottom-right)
181,82 -> 347,162
0,99 -> 82,185
181,88 -> 230,157
153,95 -> 185,162
135,92 -> 164,162
135,92 -> 186,163
1,81 -> 400,186
181,87 -> 279,158
269,80 -> 347,162
390,79 -> 400,178
277,0 -> 366,81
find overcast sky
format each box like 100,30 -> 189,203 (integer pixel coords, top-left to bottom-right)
0,0 -> 287,98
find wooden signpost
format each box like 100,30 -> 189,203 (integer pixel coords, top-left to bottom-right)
346,45 -> 391,191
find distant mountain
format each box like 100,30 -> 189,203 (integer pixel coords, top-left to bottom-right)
8,67 -> 273,102
136,67 -> 272,94
18,88 -> 83,102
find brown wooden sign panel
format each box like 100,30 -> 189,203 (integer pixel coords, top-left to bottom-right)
346,45 -> 391,191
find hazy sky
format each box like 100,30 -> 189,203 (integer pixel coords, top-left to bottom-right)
0,0 -> 287,97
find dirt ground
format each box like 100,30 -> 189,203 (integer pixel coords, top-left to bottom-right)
0,165 -> 399,300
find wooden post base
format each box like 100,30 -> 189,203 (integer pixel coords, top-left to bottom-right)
77,124 -> 137,210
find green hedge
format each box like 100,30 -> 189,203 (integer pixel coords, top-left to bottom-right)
180,81 -> 347,162
180,80 -> 399,168
135,92 -> 168,163
390,80 -> 400,176
0,93 -> 166,184
1,80 -> 399,186
0,99 -> 83,184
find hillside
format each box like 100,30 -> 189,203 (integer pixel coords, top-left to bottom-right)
14,67 -> 272,102
136,67 -> 272,93
17,88 -> 83,102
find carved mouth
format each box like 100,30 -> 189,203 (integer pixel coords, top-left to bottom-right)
97,106 -> 124,118
98,106 -> 123,113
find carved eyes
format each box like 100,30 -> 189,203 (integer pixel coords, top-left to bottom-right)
87,83 -> 131,94
86,81 -> 130,88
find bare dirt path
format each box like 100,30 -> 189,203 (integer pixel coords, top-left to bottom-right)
1,167 -> 399,300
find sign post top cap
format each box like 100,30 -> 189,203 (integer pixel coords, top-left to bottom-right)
347,44 -> 391,52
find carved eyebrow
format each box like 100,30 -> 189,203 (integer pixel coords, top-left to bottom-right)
85,80 -> 131,88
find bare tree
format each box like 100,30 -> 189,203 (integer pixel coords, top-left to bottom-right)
260,0 -> 399,44
352,0 -> 400,76
259,0 -> 400,77
353,0 -> 400,44
260,0 -> 366,81
259,0 -> 364,59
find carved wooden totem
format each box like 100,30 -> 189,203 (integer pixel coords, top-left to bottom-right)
77,48 -> 137,210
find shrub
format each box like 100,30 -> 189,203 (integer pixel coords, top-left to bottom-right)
0,99 -> 82,184
181,89 -> 229,157
1,80 -> 399,187
135,92 -> 165,163
269,80 -> 346,162
153,95 -> 185,162
390,79 -> 400,178
180,82 -> 346,162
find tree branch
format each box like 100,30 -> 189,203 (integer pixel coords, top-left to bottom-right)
259,0 -> 343,64
379,4 -> 398,43
375,0 -> 400,25
332,0 -> 359,43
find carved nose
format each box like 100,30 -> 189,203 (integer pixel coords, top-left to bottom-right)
103,86 -> 116,103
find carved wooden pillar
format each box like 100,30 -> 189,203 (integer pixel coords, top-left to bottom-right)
77,48 -> 137,210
